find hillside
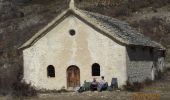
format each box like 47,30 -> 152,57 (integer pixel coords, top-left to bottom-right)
0,0 -> 69,94
75,0 -> 170,65
0,0 -> 170,95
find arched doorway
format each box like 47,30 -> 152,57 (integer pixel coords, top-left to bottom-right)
67,65 -> 80,88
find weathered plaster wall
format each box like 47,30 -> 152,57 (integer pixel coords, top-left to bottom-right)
23,15 -> 127,90
126,47 -> 155,82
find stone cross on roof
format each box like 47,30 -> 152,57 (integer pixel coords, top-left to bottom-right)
69,0 -> 75,9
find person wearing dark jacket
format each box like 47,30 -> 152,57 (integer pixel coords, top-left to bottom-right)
90,78 -> 98,91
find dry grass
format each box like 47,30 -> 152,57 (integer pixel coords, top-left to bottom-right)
0,0 -> 68,96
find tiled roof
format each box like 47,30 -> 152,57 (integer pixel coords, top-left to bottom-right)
19,7 -> 165,50
76,10 -> 164,48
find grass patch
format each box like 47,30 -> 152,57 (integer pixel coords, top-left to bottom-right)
123,81 -> 144,92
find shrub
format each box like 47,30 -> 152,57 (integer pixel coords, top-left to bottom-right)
166,68 -> 170,71
123,81 -> 144,92
0,62 -> 21,96
155,70 -> 165,80
76,0 -> 170,17
144,78 -> 153,85
131,16 -> 170,45
12,81 -> 37,97
152,0 -> 170,8
127,0 -> 151,12
113,4 -> 131,17
126,0 -> 170,11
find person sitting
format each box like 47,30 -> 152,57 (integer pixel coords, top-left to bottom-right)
90,78 -> 98,91
98,76 -> 108,92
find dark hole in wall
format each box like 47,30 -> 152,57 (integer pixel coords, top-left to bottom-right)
127,46 -> 153,61
69,29 -> 76,36
92,63 -> 100,76
47,65 -> 55,77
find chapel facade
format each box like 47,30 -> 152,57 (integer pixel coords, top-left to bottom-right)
19,0 -> 166,90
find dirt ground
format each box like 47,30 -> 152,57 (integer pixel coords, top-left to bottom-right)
0,70 -> 170,100
0,90 -> 169,100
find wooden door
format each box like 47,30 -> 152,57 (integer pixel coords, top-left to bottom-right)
67,65 -> 80,87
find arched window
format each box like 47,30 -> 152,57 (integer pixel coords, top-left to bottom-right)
47,65 -> 55,77
92,63 -> 100,76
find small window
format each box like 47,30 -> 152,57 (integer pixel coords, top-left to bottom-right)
47,65 -> 55,77
92,63 -> 100,76
69,29 -> 76,36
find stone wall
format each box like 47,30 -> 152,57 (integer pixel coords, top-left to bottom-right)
126,46 -> 156,82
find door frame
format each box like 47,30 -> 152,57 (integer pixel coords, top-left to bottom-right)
66,65 -> 80,88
